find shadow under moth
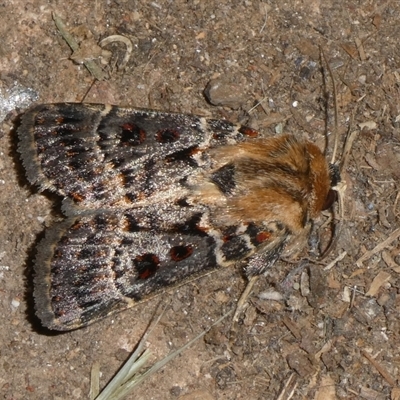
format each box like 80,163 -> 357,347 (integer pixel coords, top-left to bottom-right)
18,103 -> 337,331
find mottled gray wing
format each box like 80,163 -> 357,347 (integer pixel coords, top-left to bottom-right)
34,207 -> 288,330
18,103 -> 255,214
18,102 -> 278,331
33,208 -> 219,330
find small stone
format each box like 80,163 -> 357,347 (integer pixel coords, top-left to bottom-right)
11,299 -> 20,309
204,77 -> 249,109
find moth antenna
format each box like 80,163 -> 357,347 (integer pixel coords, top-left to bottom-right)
320,46 -> 339,165
319,114 -> 358,261
339,108 -> 359,175
320,47 -> 358,182
318,47 -> 351,261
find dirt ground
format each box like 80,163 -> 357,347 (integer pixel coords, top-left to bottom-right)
1,0 -> 400,399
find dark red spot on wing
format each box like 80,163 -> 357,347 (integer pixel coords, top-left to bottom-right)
172,213 -> 209,236
239,126 -> 259,137
222,234 -> 234,243
124,193 -> 137,203
92,274 -> 107,283
126,191 -> 144,202
156,128 -> 180,143
221,226 -> 237,243
60,137 -> 83,147
134,253 -> 160,279
245,223 -> 272,246
255,231 -> 271,243
54,309 -> 66,317
71,221 -> 83,230
66,150 -> 80,158
36,143 -> 46,152
71,192 -> 85,202
118,169 -> 135,187
170,245 -> 193,261
120,123 -> 146,146
122,214 -> 141,232
165,146 -> 200,164
55,116 -> 65,124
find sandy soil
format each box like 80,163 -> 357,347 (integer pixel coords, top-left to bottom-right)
1,1 -> 400,399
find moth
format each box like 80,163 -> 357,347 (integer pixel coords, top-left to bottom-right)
18,103 -> 336,331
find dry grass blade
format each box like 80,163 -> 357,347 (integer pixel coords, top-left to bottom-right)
362,350 -> 397,387
356,227 -> 400,267
323,250 -> 347,271
232,275 -> 258,323
95,349 -> 152,400
53,13 -> 107,81
93,310 -> 232,400
276,373 -> 298,400
90,362 -> 101,399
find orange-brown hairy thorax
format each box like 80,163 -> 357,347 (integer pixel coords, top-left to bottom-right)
203,135 -> 330,233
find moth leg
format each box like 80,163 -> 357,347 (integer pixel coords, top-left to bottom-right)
232,275 -> 259,324
232,228 -> 288,324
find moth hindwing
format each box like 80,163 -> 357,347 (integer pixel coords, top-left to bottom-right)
18,103 -> 332,330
